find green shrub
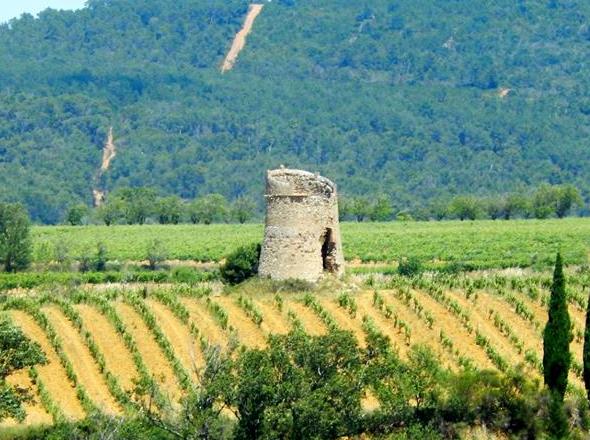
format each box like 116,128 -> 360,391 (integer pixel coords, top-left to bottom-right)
170,267 -> 204,284
94,242 -> 108,272
220,243 -> 261,285
78,255 -> 92,273
0,203 -> 32,273
439,261 -> 476,274
0,269 -> 218,291
146,239 -> 168,270
398,257 -> 423,277
6,415 -> 172,440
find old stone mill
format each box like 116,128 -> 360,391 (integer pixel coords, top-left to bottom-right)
258,167 -> 345,283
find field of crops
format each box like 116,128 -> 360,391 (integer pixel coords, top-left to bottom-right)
32,218 -> 590,269
2,269 -> 590,429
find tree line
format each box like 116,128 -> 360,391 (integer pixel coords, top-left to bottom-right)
31,182 -> 590,227
66,188 -> 258,226
341,183 -> 584,222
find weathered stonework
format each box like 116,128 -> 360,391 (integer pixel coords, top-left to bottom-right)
258,168 -> 345,282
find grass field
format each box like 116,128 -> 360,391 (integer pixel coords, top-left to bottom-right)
32,218 -> 590,269
2,269 -> 589,428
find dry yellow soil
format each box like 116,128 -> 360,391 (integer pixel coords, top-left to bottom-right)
181,297 -> 229,348
43,306 -> 121,415
75,304 -> 138,393
146,299 -> 202,376
4,287 -> 586,428
1,370 -> 52,428
115,302 -> 182,402
7,310 -> 85,421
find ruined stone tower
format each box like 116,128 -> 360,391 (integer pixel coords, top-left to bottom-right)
258,168 -> 345,282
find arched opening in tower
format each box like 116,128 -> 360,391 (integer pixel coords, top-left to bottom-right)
321,228 -> 337,273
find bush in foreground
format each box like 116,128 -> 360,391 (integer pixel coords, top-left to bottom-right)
9,326 -> 590,439
135,327 -> 589,439
220,243 -> 261,285
397,256 -> 423,277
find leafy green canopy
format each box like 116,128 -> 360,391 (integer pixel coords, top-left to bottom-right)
0,203 -> 32,272
142,327 -> 569,439
220,242 -> 261,285
1,0 -> 590,222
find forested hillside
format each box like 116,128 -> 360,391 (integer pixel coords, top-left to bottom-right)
1,0 -> 590,223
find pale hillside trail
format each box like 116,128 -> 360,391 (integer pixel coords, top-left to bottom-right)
43,306 -> 122,415
1,370 -> 52,427
115,302 -> 182,402
8,310 -> 86,421
75,304 -> 138,393
92,126 -> 116,207
100,127 -> 116,172
221,4 -> 264,73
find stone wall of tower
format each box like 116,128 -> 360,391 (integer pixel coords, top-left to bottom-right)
258,168 -> 344,282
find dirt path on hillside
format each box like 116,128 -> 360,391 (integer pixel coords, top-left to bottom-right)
92,127 -> 117,207
100,127 -> 116,173
8,311 -> 86,421
221,4 -> 264,73
43,307 -> 121,415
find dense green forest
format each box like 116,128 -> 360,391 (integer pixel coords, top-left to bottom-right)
1,0 -> 590,223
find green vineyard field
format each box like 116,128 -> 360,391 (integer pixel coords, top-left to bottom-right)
32,218 -> 590,269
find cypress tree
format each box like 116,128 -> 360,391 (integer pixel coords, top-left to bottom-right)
0,203 -> 32,272
584,289 -> 590,401
543,252 -> 572,401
